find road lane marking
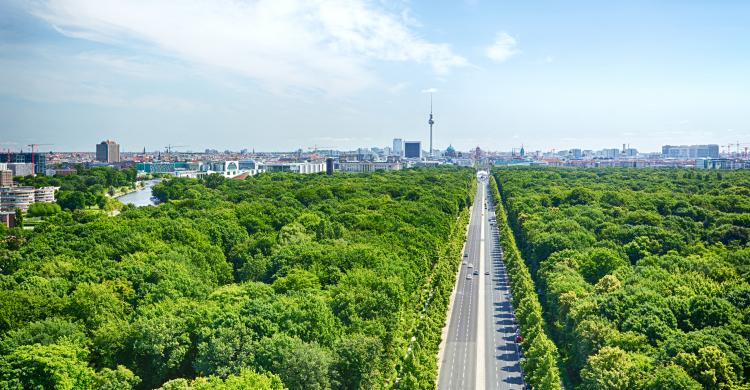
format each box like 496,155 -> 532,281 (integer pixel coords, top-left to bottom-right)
476,183 -> 486,390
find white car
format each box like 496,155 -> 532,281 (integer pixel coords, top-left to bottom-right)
468,263 -> 474,268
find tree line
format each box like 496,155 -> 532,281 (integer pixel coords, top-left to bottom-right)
488,174 -> 563,389
494,167 -> 750,389
0,167 -> 474,389
17,166 -> 138,211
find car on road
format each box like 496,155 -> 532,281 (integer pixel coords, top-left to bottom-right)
462,260 -> 467,265
468,263 -> 473,268
463,253 -> 468,257
485,271 -> 490,275
473,270 -> 479,275
466,274 -> 473,280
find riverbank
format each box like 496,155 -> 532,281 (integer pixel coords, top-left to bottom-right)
116,179 -> 162,207
108,181 -> 145,198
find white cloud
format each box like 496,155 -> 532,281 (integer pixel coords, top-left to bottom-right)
28,0 -> 467,96
74,52 -> 172,79
388,82 -> 408,94
421,87 -> 438,93
486,32 -> 518,63
0,58 -> 207,111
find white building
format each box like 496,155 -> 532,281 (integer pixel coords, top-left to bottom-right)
263,161 -> 326,174
35,187 -> 57,203
174,171 -> 202,179
338,161 -> 402,173
393,138 -> 403,157
6,163 -> 34,177
451,158 -> 474,167
198,160 -> 262,178
663,144 -> 719,159
201,160 -> 241,177
0,186 -> 57,212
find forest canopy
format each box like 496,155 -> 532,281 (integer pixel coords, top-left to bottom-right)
494,167 -> 750,389
0,167 -> 474,389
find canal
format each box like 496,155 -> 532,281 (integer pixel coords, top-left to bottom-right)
116,179 -> 161,207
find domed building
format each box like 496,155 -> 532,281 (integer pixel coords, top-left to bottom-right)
445,144 -> 457,158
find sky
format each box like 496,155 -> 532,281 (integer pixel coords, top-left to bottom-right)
1,0 -> 749,153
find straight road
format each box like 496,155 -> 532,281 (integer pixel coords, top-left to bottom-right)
438,174 -> 524,390
484,181 -> 525,389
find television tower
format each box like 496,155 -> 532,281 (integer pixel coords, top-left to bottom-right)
428,93 -> 434,158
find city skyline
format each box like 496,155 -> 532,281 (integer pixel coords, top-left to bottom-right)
1,1 -> 749,152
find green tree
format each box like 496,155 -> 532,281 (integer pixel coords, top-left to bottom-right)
193,321 -> 255,378
158,369 -> 283,390
14,208 -> 23,227
689,296 -> 739,329
674,346 -> 736,390
272,268 -> 320,294
254,334 -> 331,390
202,174 -> 226,189
58,191 -> 87,210
94,365 -> 141,390
580,346 -> 651,390
645,364 -> 702,390
0,317 -> 88,353
0,342 -> 97,389
579,248 -> 628,284
330,335 -> 382,390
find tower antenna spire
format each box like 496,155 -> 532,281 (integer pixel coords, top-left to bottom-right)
428,93 -> 434,158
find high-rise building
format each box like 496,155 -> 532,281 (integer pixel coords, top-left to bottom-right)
6,163 -> 34,177
326,158 -> 334,175
602,148 -> 620,159
404,141 -> 421,158
0,170 -> 12,187
0,153 -> 47,175
96,140 -> 121,163
392,138 -> 403,157
662,144 -> 719,159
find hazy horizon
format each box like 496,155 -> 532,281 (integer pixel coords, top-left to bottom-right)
1,0 -> 749,153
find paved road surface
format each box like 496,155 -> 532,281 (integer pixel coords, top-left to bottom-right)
438,176 -> 525,390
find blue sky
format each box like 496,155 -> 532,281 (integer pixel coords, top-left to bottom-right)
1,0 -> 749,153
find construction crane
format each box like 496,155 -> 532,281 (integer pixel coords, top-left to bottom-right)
733,142 -> 750,158
306,145 -> 332,152
27,143 -> 53,176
